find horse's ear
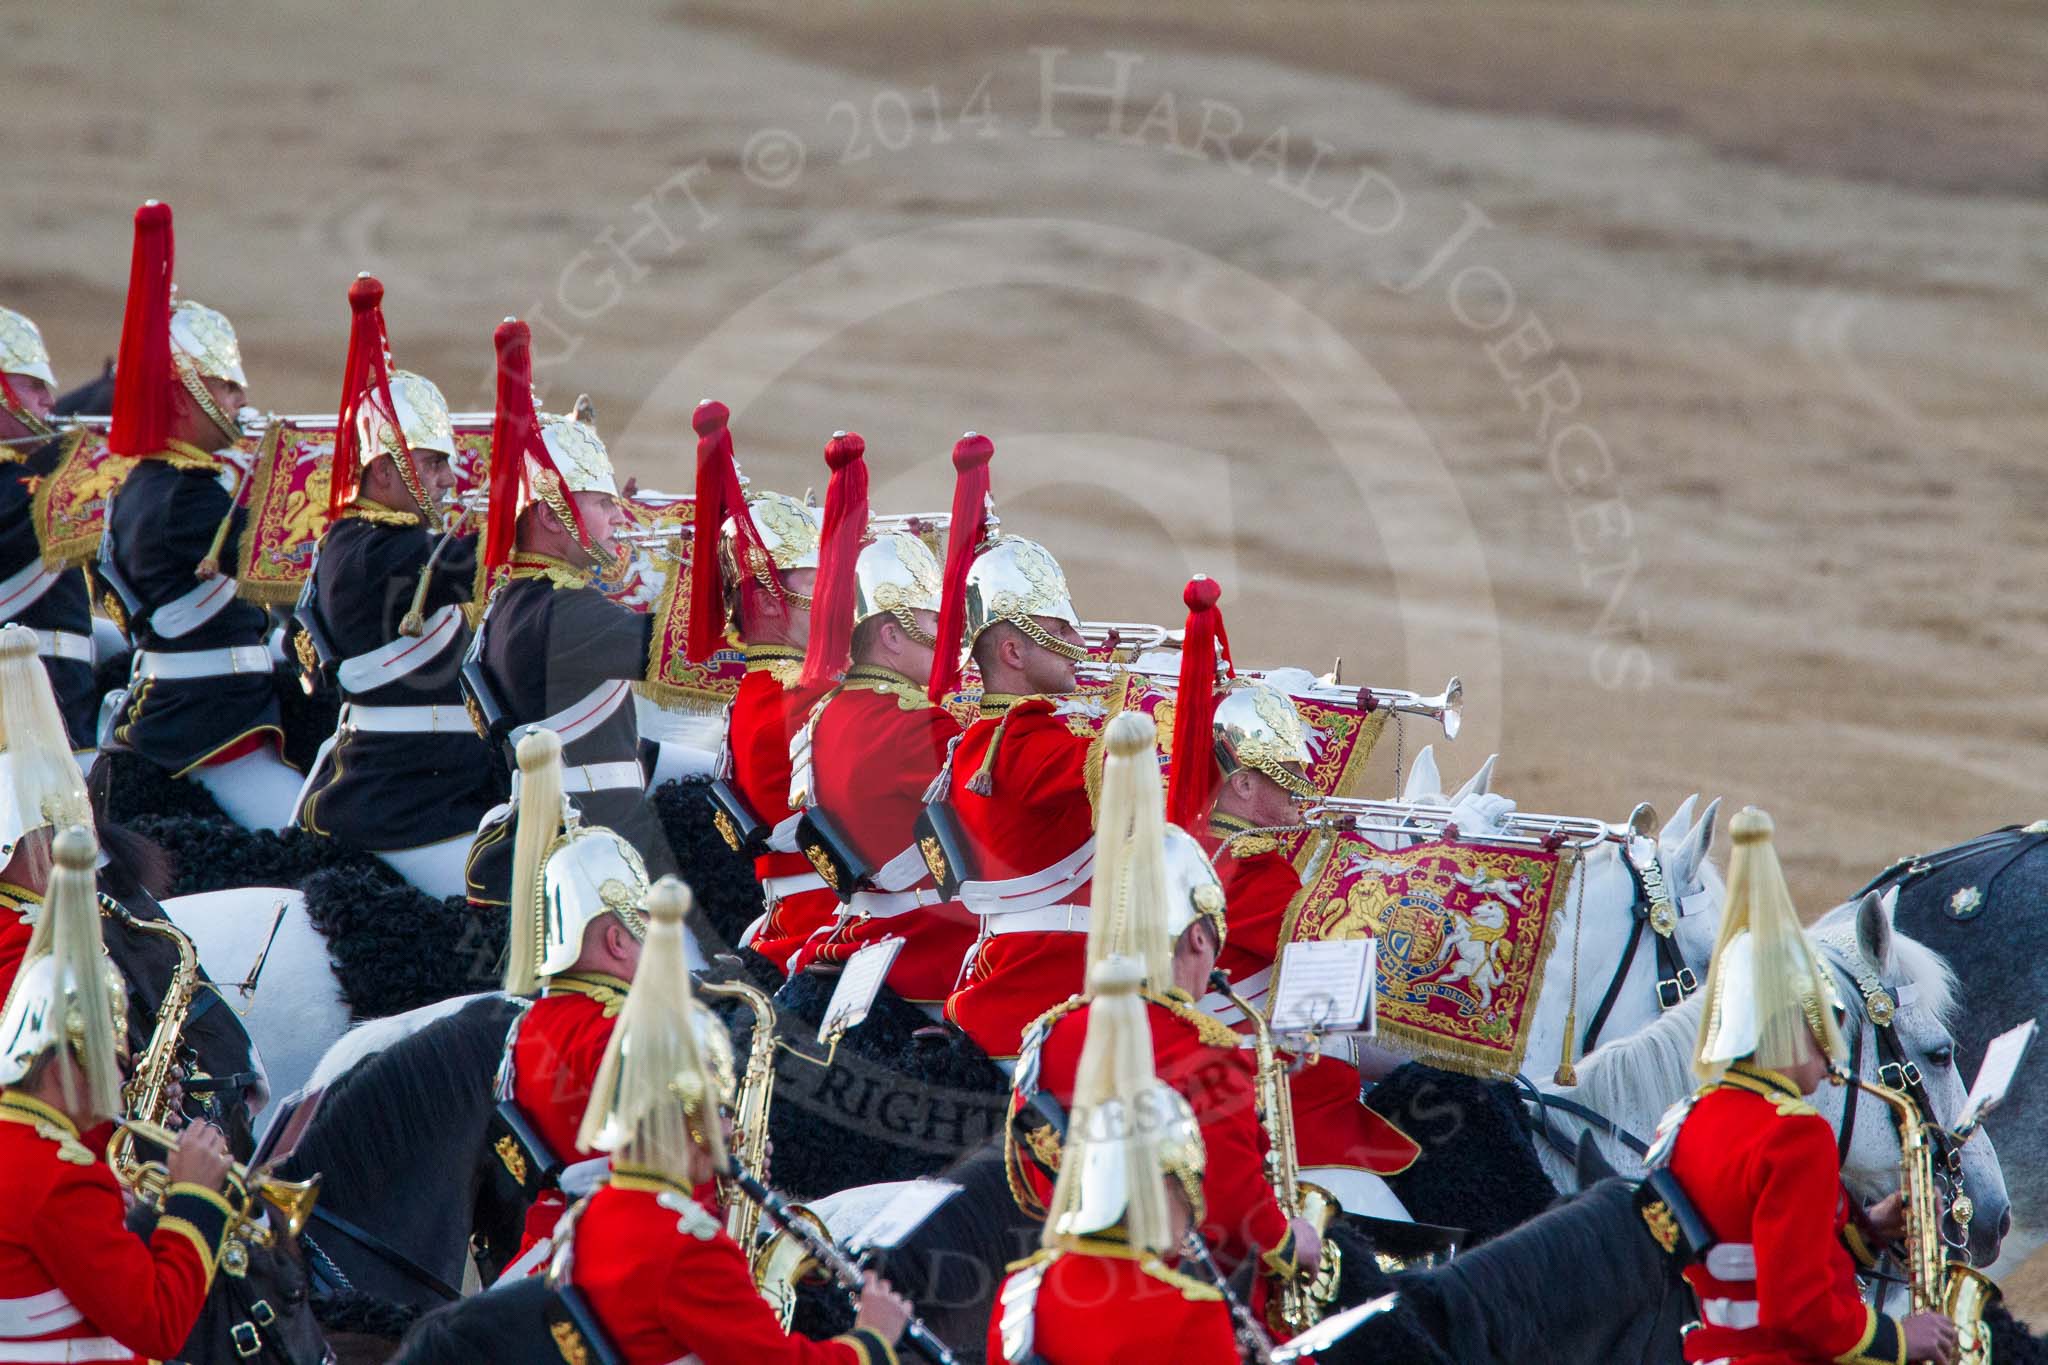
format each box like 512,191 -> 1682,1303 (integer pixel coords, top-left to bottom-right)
1403,745 -> 1442,804
1447,753 -> 1498,805
1575,1132 -> 1619,1186
1854,888 -> 1897,977
1658,794 -> 1699,849
1668,797 -> 1721,892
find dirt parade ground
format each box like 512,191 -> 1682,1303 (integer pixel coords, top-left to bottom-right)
4,0 -> 2045,1329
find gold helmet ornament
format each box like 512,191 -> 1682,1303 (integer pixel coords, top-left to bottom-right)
686,399 -> 819,662
328,275 -> 456,522
0,306 -> 56,440
0,627 -> 93,864
1086,711 -> 1226,989
502,730 -> 650,996
479,320 -> 622,590
576,876 -> 738,1179
1214,681 -> 1316,798
0,825 -> 125,1119
1044,956 -> 1209,1251
856,532 -> 943,641
109,202 -> 247,457
1693,806 -> 1847,1079
961,536 -> 1083,664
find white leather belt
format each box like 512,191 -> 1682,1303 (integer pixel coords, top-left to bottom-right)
984,903 -> 1090,936
510,679 -> 633,747
337,604 -> 462,693
1201,965 -> 1273,1026
849,887 -> 944,920
762,871 -> 828,905
0,1288 -> 81,1336
959,837 -> 1095,918
764,811 -> 803,854
1700,1298 -> 1759,1330
150,573 -> 241,638
132,643 -> 273,680
0,1340 -> 130,1363
1703,1242 -> 1755,1281
0,558 -> 61,617
340,702 -> 474,735
33,630 -> 93,664
559,760 -> 645,794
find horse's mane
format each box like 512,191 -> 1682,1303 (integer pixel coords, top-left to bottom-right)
1571,989 -> 1703,1129
1394,1177 -> 1667,1361
278,994 -> 520,1193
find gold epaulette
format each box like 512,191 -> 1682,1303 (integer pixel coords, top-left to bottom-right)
545,972 -> 629,1018
338,501 -> 423,528
744,644 -> 804,689
1143,987 -> 1242,1050
507,552 -> 594,592
1715,1063 -> 1819,1118
1225,832 -> 1280,858
152,439 -> 226,473
1140,1256 -> 1225,1302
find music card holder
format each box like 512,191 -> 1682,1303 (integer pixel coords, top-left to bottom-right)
817,936 -> 907,1058
1958,1018 -> 2038,1136
845,1178 -> 963,1255
1269,938 -> 1377,1054
1270,1292 -> 1399,1363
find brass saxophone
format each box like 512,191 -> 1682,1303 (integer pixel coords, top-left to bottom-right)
105,905 -> 201,1187
1211,971 -> 1342,1335
696,978 -> 778,1253
1838,1069 -> 1997,1365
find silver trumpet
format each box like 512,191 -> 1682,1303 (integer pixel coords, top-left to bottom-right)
27,410 -> 496,439
1077,620 -> 1183,654
1301,794 -> 1658,852
1074,655 -> 1465,739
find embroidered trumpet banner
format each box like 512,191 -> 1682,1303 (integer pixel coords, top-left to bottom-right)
1278,834 -> 1578,1077
30,429 -> 254,569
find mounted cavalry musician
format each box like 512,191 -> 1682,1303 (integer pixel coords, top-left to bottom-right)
100,202 -> 302,831
921,451 -> 1100,1058
1656,805 -> 1956,1365
685,400 -> 832,967
293,275 -> 497,897
1168,578 -> 1419,1217
782,431 -> 977,1002
492,729 -> 650,1270
556,875 -> 914,1364
0,822 -> 239,1364
0,308 -> 96,758
992,955 -> 1237,1365
0,625 -> 97,1000
1007,710 -> 1316,1285
464,320 -> 671,907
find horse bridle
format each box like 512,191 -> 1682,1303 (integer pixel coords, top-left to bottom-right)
303,1203 -> 464,1304
1578,842 -> 1698,1058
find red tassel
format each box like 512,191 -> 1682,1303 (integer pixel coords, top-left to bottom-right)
482,320 -> 537,584
329,274 -> 387,519
108,202 -> 176,457
687,399 -> 755,662
925,431 -> 995,703
1167,574 -> 1232,829
800,431 -> 869,689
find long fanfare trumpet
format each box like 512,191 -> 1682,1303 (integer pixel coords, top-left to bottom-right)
722,1161 -> 962,1365
1301,795 -> 1658,852
107,1118 -> 322,1271
1209,969 -> 1343,1336
1074,651 -> 1466,739
1831,1066 -> 1996,1364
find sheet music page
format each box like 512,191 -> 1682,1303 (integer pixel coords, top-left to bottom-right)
817,936 -> 907,1044
1270,937 -> 1376,1036
1960,1018 -> 2038,1131
847,1178 -> 963,1251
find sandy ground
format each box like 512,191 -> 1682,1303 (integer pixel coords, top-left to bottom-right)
4,0 -> 2045,1317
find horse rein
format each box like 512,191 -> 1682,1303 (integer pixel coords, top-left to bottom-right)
304,1203 -> 465,1303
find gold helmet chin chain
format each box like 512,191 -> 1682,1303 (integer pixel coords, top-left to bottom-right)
376,429 -> 435,520
0,382 -> 53,441
174,355 -> 243,449
1010,612 -> 1089,663
885,606 -> 936,647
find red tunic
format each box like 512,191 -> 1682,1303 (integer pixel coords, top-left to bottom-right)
506,973 -> 627,1254
1203,824 -> 1419,1178
0,1091 -> 235,1362
786,668 -> 977,1003
987,1243 -> 1238,1365
729,652 -> 839,968
1013,992 -> 1291,1275
942,697 -> 1098,1060
0,883 -> 34,1007
570,1171 -> 895,1365
1668,1063 -> 1905,1365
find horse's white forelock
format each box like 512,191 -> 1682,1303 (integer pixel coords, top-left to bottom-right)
1571,989 -> 1704,1123
1810,901 -> 1958,1027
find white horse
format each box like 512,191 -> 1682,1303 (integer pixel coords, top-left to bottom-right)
1542,886 -> 2010,1270
1388,746 -> 1727,1090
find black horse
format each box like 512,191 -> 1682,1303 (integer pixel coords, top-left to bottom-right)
124,1202 -> 332,1365
267,994 -> 526,1318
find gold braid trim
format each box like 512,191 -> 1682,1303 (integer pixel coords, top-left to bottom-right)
1143,987 -> 1242,1049
339,500 -> 423,527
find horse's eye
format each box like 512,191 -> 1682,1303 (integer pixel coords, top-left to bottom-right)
1929,1046 -> 1955,1070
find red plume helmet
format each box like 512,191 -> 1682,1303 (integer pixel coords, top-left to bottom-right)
925,431 -> 995,703
686,399 -> 767,663
329,274 -> 402,520
1166,574 -> 1233,829
108,201 -> 176,457
799,431 -> 870,689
